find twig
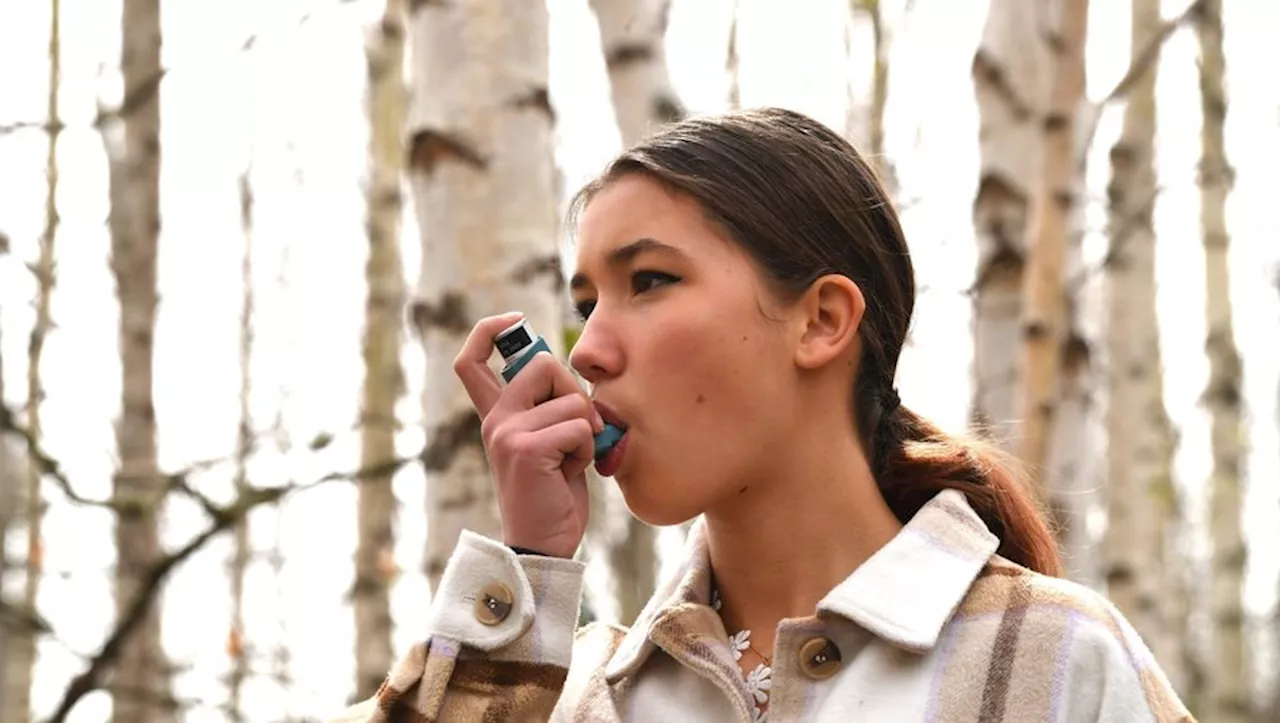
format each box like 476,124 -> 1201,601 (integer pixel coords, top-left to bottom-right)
0,404 -> 228,518
1077,0 -> 1204,167
40,450 -> 419,723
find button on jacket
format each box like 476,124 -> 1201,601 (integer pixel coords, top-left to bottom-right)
330,489 -> 1193,722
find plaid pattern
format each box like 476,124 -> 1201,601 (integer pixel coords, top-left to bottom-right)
332,490 -> 1193,722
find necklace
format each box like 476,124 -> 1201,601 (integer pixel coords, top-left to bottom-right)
710,587 -> 772,723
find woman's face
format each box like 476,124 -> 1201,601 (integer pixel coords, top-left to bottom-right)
569,174 -> 804,525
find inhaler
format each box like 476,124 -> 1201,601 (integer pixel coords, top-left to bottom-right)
493,319 -> 624,460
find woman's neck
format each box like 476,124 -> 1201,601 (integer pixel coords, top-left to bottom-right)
703,425 -> 903,651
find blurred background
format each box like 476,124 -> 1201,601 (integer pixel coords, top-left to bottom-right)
0,0 -> 1277,720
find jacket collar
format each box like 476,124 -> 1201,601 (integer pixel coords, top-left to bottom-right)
603,488 -> 1000,683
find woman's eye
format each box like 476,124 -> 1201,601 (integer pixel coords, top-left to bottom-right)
631,270 -> 680,294
574,299 -> 596,322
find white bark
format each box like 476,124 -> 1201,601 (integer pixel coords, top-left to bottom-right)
5,3 -> 60,720
1102,0 -> 1184,690
227,163 -> 254,723
1020,0 -> 1090,576
1197,1 -> 1250,719
0,317 -> 25,723
973,0 -> 1093,581
589,0 -> 683,144
355,0 -> 406,700
969,0 -> 1051,448
407,0 -> 563,591
726,0 -> 740,109
105,0 -> 173,719
844,0 -> 894,192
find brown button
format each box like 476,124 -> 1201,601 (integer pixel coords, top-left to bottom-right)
474,582 -> 514,626
797,637 -> 842,680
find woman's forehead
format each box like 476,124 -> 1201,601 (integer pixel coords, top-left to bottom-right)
574,178 -> 729,265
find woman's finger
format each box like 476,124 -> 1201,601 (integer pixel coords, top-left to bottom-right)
520,417 -> 595,476
492,392 -> 599,437
453,312 -> 525,417
492,352 -> 602,429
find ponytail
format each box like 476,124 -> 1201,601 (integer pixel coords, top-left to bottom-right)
869,399 -> 1064,578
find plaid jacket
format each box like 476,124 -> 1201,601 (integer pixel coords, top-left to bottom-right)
330,489 -> 1193,722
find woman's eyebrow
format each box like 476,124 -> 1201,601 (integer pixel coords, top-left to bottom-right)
570,237 -> 690,290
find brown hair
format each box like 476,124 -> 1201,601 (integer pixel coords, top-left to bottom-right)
568,107 -> 1062,577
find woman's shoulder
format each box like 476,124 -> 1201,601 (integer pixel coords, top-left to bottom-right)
957,554 -> 1152,657
960,555 -> 1123,625
951,555 -> 1192,721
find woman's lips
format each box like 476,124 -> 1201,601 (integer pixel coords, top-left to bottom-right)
594,430 -> 628,477
592,401 -> 627,431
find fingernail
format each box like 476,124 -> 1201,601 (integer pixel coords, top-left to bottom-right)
594,410 -> 605,429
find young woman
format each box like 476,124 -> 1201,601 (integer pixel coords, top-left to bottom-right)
334,108 -> 1192,722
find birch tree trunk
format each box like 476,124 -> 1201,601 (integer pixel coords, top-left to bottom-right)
5,3 -> 60,719
1103,0 -> 1184,690
105,0 -> 172,719
1019,0 -> 1088,493
1196,1 -> 1250,719
844,0 -> 894,192
973,0 -> 1093,579
1044,0 -> 1099,587
407,0 -> 563,592
589,0 -> 682,625
590,0 -> 683,144
970,0 -> 1050,448
227,164 -> 254,723
354,0 -> 406,700
1017,0 -> 1095,590
726,0 -> 741,110
0,315 -> 21,723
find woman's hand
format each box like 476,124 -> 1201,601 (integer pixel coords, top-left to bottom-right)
453,313 -> 603,559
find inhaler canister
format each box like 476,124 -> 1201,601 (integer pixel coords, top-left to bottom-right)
494,319 -> 623,460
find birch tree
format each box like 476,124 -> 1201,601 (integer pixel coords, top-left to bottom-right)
407,0 -> 563,591
226,163 -> 254,723
4,2 -> 60,719
1103,0 -> 1186,690
844,0 -> 896,192
1196,0 -> 1250,719
972,0 -> 1095,580
590,0 -> 683,145
1019,0 -> 1094,581
588,0 -> 683,625
726,0 -> 741,110
355,0 -> 406,699
1019,0 -> 1087,494
104,0 -> 173,719
969,0 -> 1050,447
0,312 -> 23,723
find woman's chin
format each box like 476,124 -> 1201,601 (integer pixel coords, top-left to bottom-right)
615,475 -> 703,527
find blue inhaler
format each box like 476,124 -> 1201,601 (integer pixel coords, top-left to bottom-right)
494,319 -> 624,460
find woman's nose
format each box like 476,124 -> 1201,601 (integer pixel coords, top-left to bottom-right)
568,317 -> 621,384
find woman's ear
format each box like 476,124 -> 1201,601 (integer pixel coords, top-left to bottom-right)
794,274 -> 865,370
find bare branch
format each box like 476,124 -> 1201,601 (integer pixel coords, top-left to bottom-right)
1077,0 -> 1204,165
38,446 -> 419,723
0,403 -> 230,518
1,399 -> 420,722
